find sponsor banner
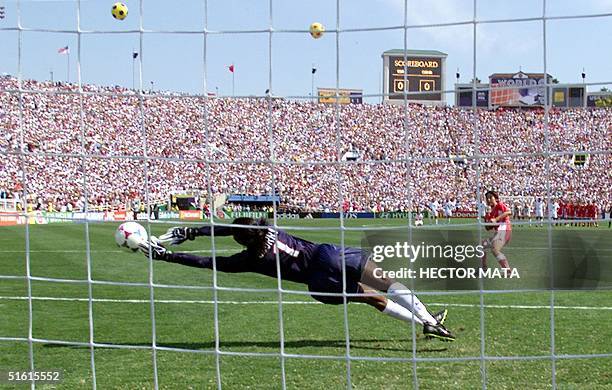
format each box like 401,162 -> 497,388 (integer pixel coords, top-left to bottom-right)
376,212 -> 414,219
4,210 -> 189,224
376,211 -> 477,219
320,212 -> 374,219
113,211 -> 127,221
43,212 -> 73,223
270,213 -> 300,219
179,210 -> 202,220
454,209 -> 478,218
127,212 -> 170,221
128,212 -> 150,221
159,211 -> 179,220
230,211 -> 268,219
279,212 -> 319,219
214,210 -> 267,220
0,211 -> 19,226
41,212 -> 128,223
71,212 -> 105,222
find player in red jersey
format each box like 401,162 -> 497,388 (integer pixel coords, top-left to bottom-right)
579,202 -> 585,226
566,201 -> 575,226
558,200 -> 565,226
589,203 -> 598,227
480,191 -> 512,273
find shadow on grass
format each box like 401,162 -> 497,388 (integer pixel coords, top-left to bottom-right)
44,338 -> 448,353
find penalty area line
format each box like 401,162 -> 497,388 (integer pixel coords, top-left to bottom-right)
0,296 -> 611,310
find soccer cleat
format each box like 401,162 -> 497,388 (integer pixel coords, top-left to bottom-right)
423,323 -> 455,342
501,267 -> 514,278
433,309 -> 448,325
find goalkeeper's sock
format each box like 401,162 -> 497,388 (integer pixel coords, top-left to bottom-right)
382,299 -> 423,326
388,282 -> 437,325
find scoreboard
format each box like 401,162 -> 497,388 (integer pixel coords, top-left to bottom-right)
388,56 -> 442,100
382,50 -> 447,105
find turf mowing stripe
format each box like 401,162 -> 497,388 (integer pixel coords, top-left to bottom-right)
1,295 -> 611,310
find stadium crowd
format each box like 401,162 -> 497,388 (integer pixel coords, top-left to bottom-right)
0,75 -> 610,216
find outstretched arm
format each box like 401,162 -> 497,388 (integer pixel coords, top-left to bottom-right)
139,239 -> 251,273
191,225 -> 233,237
158,225 -> 234,245
166,251 -> 251,273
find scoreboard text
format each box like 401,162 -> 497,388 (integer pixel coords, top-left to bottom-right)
388,56 -> 442,101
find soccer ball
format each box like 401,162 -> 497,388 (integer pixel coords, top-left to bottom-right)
111,2 -> 128,20
115,222 -> 147,251
309,22 -> 325,39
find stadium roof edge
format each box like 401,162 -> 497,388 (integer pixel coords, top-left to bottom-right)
489,71 -> 554,78
382,49 -> 448,57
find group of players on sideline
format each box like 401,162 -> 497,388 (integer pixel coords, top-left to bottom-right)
422,198 -> 610,227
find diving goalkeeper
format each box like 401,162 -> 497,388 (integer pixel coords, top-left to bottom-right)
139,217 -> 455,341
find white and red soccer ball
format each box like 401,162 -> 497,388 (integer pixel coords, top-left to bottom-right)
114,222 -> 148,251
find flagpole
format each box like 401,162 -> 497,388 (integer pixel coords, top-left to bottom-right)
132,50 -> 135,90
311,63 -> 315,103
67,51 -> 70,83
232,71 -> 235,97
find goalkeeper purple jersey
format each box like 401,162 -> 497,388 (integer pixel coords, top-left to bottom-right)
166,225 -> 321,284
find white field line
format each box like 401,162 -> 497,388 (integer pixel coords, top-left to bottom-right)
0,295 -> 611,310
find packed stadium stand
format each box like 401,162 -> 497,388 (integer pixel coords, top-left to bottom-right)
0,75 -> 610,212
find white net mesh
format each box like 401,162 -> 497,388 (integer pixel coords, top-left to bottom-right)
0,0 -> 611,388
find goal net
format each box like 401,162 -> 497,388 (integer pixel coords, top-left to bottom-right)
0,0 -> 610,388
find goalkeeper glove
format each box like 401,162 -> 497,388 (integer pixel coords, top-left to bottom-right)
158,227 -> 198,246
139,237 -> 171,260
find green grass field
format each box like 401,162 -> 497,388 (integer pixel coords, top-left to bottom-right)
0,219 -> 611,389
